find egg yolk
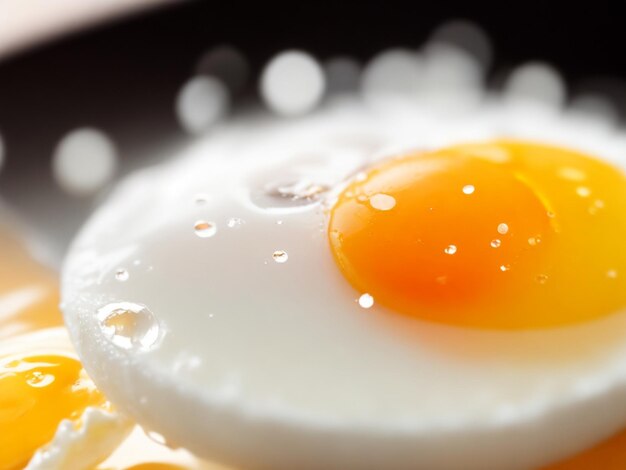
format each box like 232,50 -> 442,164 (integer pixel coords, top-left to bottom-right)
0,354 -> 106,470
0,227 -> 62,339
329,140 -> 626,328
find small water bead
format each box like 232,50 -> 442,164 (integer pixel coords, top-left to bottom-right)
115,269 -> 129,282
558,167 -> 587,182
26,371 -> 55,388
227,217 -> 245,228
607,269 -> 618,279
490,239 -> 501,248
589,199 -> 605,215
547,211 -> 556,218
272,250 -> 289,263
358,293 -> 374,309
97,302 -> 160,351
536,274 -> 549,284
497,223 -> 509,235
462,184 -> 475,195
576,186 -> 591,198
194,220 -> 217,238
354,171 -> 367,182
500,264 -> 510,272
528,236 -> 542,246
444,244 -> 457,255
369,193 -> 396,211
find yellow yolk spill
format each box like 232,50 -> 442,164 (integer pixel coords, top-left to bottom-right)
0,221 -> 109,469
329,140 -> 626,328
0,354 -> 106,470
0,228 -> 62,339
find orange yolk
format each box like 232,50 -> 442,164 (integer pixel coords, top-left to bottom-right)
329,140 -> 626,328
0,354 -> 106,470
0,227 -> 62,339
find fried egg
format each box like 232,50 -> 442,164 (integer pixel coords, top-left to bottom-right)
60,92 -> 626,470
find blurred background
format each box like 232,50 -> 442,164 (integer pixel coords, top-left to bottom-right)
0,0 -> 625,259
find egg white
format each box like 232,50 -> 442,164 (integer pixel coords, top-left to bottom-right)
62,95 -> 626,470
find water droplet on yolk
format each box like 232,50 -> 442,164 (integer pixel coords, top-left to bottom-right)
0,354 -> 106,469
328,140 -> 626,328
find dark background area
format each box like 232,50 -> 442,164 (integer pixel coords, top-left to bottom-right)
1,1 -> 625,165
0,0 -> 624,256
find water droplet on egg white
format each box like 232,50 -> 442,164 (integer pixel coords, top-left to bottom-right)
272,250 -> 289,263
227,217 -> 245,228
115,269 -> 129,282
97,302 -> 160,351
194,220 -> 217,238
